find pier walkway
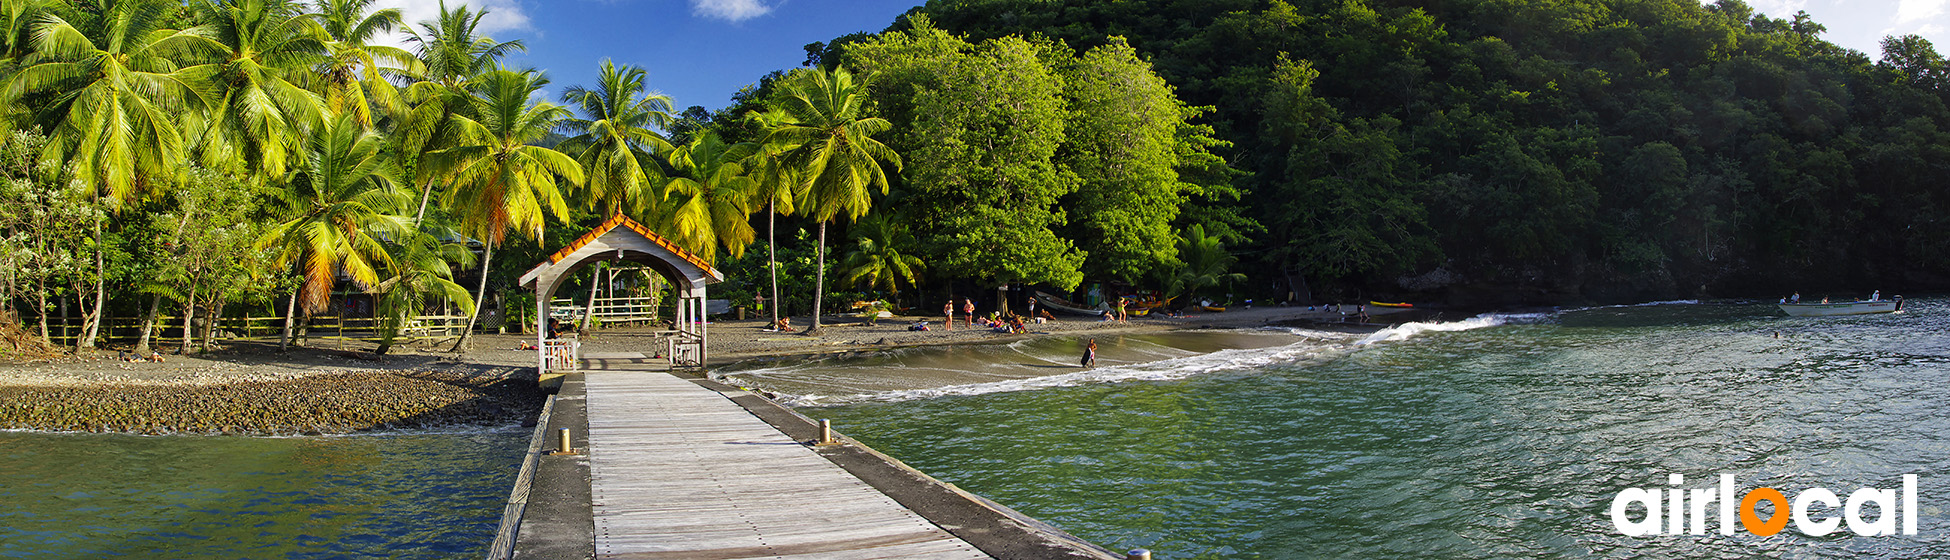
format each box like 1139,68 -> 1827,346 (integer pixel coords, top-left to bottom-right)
579,352 -> 989,559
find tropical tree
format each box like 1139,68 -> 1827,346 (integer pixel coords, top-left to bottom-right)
420,68 -> 580,352
2,0 -> 219,347
257,113 -> 410,350
840,213 -> 924,306
308,0 -> 417,128
190,0 -> 331,181
1165,224 -> 1245,303
743,110 -> 802,329
659,130 -> 757,260
397,0 -> 523,222
757,67 -> 900,334
558,59 -> 675,219
1,0 -> 217,206
371,229 -> 474,355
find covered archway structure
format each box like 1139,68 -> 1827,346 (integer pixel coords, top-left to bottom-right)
518,213 -> 723,373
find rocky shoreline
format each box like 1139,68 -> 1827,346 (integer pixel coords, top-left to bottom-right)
0,305 -> 1429,435
0,369 -> 546,436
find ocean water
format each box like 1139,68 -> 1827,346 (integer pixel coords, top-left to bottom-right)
724,299 -> 1950,559
0,428 -> 525,559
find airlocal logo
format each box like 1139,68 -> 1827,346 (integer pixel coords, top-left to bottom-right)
1610,474 -> 1918,537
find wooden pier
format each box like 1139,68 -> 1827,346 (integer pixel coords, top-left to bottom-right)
579,352 -> 989,559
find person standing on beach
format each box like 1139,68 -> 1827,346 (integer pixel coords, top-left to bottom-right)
943,300 -> 954,331
1082,339 -> 1097,368
962,298 -> 976,327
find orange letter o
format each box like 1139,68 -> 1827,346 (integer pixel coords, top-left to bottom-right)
1740,487 -> 1790,536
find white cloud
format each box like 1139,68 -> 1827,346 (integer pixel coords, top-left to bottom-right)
1742,0 -> 1810,18
1898,0 -> 1949,24
691,0 -> 773,23
369,0 -> 535,49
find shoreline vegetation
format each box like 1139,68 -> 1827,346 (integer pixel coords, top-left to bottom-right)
0,306 -> 1414,434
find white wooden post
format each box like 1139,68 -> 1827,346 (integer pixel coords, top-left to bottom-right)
535,288 -> 546,375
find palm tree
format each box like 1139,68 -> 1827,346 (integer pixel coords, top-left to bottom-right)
1,0 -> 216,208
307,0 -> 418,128
397,0 -> 523,223
742,114 -> 802,329
757,67 -> 901,334
660,130 -> 758,261
558,59 -> 675,219
420,68 -> 580,352
2,0 -> 219,348
371,229 -> 474,355
840,213 -> 924,307
257,113 -> 410,350
1166,224 -> 1246,303
190,0 -> 331,181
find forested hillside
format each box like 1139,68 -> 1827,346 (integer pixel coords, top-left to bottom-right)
909,0 -> 1950,304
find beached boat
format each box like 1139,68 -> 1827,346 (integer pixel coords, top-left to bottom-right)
1128,307 -> 1151,317
1035,291 -> 1106,316
1779,297 -> 1903,317
1369,301 -> 1413,308
1202,306 -> 1226,312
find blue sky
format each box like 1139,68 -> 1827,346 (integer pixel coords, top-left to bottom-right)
370,1 -> 1950,114
372,0 -> 921,113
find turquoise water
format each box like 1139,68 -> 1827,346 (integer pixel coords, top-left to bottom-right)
762,300 -> 1950,559
0,429 -> 524,559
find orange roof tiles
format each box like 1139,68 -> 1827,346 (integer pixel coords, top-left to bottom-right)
542,213 -> 717,274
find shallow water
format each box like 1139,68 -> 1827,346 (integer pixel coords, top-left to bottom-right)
0,429 -> 524,559
731,299 -> 1950,559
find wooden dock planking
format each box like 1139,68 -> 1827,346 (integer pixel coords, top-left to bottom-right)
582,368 -> 990,560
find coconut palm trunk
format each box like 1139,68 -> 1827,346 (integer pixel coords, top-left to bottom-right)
133,296 -> 163,355
280,287 -> 299,351
579,264 -> 601,335
451,240 -> 494,352
807,221 -> 827,334
768,203 -> 781,326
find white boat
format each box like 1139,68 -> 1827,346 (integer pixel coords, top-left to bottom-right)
1034,291 -> 1105,316
1779,297 -> 1903,317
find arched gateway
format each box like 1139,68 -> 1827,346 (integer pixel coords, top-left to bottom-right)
517,213 -> 723,374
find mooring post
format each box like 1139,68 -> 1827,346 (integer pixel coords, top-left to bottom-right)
557,428 -> 573,454
819,419 -> 834,445
1125,549 -> 1151,560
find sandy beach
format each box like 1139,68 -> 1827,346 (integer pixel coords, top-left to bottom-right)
0,304 -> 1419,433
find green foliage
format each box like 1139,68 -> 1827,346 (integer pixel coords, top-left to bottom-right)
840,213 -> 925,302
917,0 -> 1950,298
847,19 -> 1084,289
1055,37 -> 1192,283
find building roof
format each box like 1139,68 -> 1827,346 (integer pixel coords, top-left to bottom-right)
519,213 -> 724,290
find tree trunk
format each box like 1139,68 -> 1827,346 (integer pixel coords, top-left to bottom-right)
279,287 -> 299,351
79,215 -> 104,349
806,221 -> 827,335
35,277 -> 48,343
200,291 -> 222,354
767,203 -> 780,327
139,202 -> 198,355
413,181 -> 437,225
451,240 -> 495,353
177,285 -> 196,354
579,263 -> 601,335
133,294 -> 162,355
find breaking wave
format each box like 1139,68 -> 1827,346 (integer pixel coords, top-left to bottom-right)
766,313 -> 1540,406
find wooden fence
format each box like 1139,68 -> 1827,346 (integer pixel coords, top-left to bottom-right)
27,314 -> 474,347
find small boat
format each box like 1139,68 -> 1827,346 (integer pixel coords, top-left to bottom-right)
1369,301 -> 1413,308
1127,307 -> 1151,317
1779,296 -> 1903,317
1202,306 -> 1226,312
1035,291 -> 1106,316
